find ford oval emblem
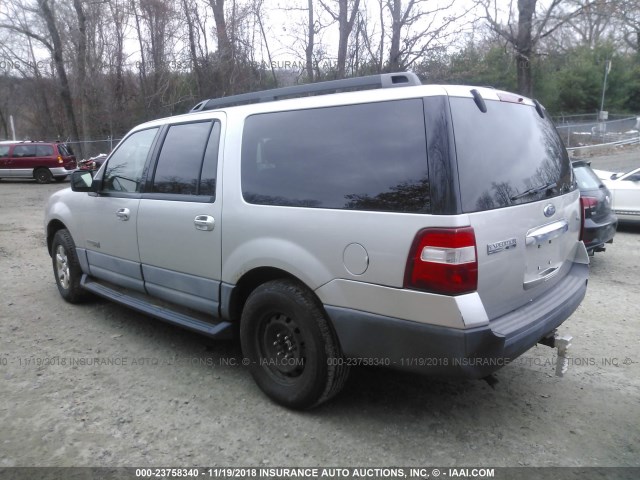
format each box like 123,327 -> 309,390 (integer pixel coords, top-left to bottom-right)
543,203 -> 556,217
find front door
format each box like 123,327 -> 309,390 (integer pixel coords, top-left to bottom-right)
82,127 -> 160,292
137,118 -> 224,316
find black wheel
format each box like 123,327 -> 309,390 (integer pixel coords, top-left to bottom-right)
240,279 -> 349,409
51,229 -> 88,303
35,168 -> 53,184
54,176 -> 67,182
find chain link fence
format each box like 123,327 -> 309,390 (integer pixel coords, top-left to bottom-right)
554,114 -> 640,150
64,137 -> 122,160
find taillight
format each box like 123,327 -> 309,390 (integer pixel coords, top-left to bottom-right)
57,155 -> 63,164
579,196 -> 597,240
404,227 -> 478,295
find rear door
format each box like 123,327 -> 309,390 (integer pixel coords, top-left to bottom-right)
6,144 -> 37,176
448,93 -> 581,320
136,117 -> 223,316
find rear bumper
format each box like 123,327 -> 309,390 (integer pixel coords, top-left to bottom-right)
50,166 -> 76,176
583,214 -> 617,251
326,261 -> 588,379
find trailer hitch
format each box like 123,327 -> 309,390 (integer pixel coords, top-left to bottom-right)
538,331 -> 573,377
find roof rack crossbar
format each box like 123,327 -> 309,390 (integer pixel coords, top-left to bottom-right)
191,72 -> 421,112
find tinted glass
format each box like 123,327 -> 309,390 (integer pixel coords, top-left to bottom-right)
199,122 -> 221,197
573,165 -> 602,190
450,98 -> 575,213
12,145 -> 36,157
0,146 -> 9,157
103,128 -> 158,193
152,121 -> 212,195
36,145 -> 54,156
241,100 -> 429,212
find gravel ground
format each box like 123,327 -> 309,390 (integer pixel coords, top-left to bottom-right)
0,146 -> 638,470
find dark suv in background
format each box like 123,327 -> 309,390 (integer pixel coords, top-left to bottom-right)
572,160 -> 617,254
0,141 -> 77,183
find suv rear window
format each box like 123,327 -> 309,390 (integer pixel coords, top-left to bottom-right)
58,144 -> 74,157
241,99 -> 430,212
449,97 -> 574,213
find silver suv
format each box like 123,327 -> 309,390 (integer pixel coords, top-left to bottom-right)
45,73 -> 589,409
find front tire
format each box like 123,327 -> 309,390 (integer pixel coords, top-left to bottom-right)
240,279 -> 349,409
51,229 -> 88,303
35,168 -> 53,184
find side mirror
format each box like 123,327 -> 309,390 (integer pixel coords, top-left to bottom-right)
71,170 -> 97,192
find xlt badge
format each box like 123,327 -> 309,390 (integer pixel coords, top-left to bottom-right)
487,238 -> 517,255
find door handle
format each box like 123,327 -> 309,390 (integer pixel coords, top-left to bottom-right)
116,208 -> 130,221
525,220 -> 568,246
194,215 -> 215,231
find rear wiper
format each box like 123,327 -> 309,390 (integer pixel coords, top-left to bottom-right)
510,182 -> 556,201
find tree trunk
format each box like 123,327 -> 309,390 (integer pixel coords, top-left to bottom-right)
388,0 -> 402,72
38,0 -> 81,150
516,0 -> 536,97
336,0 -> 361,78
210,0 -> 232,62
306,0 -> 314,82
72,0 -> 90,145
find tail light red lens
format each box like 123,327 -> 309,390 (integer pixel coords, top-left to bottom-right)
579,196 -> 598,241
404,227 -> 478,295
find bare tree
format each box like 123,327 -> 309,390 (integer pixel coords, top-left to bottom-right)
320,0 -> 361,78
480,0 -> 590,96
384,0 -> 466,72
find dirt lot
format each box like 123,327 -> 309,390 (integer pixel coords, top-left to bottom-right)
0,147 -> 638,469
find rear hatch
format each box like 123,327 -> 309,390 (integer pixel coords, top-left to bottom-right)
573,162 -> 614,220
57,143 -> 77,169
447,90 -> 581,320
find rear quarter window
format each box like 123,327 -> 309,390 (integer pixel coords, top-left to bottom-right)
12,145 -> 36,157
241,99 -> 430,213
450,97 -> 574,213
36,145 -> 54,156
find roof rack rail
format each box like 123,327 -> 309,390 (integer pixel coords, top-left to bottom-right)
190,72 -> 421,112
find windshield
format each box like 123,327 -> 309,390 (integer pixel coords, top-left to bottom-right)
449,97 -> 575,213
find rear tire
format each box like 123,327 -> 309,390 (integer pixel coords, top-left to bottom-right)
35,168 -> 53,184
51,229 -> 89,303
240,279 -> 349,409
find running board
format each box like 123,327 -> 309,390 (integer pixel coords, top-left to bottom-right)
81,275 -> 234,339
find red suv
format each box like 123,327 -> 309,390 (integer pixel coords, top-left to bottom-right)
0,141 -> 77,183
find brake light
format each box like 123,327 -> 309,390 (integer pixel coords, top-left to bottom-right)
579,196 -> 598,240
404,227 -> 478,295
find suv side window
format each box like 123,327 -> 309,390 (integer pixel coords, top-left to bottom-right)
12,145 -> 36,157
151,120 -> 219,197
36,145 -> 54,156
0,146 -> 9,157
103,127 -> 159,193
241,99 -> 430,213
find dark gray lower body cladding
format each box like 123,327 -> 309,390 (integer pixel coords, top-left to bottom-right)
81,275 -> 233,339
